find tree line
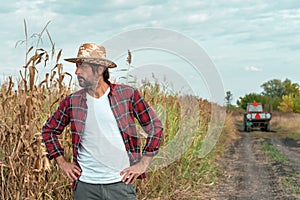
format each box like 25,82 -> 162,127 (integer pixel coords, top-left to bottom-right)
225,78 -> 300,113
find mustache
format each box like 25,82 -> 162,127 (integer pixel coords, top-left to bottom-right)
77,75 -> 85,80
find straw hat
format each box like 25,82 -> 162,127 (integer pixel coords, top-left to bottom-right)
64,43 -> 117,68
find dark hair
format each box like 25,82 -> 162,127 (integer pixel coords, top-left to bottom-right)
90,64 -> 110,84
103,68 -> 110,84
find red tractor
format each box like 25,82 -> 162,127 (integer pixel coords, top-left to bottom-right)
243,101 -> 272,132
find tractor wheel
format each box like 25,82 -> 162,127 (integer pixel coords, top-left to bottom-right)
265,124 -> 270,132
243,122 -> 247,132
246,126 -> 251,132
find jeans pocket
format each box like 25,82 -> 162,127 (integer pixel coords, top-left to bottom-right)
126,183 -> 137,196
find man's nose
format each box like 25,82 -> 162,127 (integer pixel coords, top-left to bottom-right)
75,67 -> 80,75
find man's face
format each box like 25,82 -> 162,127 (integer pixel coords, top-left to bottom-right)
75,62 -> 104,88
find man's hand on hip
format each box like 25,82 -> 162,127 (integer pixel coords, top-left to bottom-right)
120,156 -> 152,185
56,156 -> 81,182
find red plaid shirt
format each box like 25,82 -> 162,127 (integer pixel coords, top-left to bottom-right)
42,82 -> 163,179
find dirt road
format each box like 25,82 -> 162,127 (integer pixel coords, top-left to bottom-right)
203,130 -> 300,200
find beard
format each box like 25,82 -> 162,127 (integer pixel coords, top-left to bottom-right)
77,76 -> 96,88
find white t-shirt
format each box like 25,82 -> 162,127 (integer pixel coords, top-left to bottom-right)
77,88 -> 130,184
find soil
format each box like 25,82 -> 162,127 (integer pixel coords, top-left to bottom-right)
199,126 -> 300,199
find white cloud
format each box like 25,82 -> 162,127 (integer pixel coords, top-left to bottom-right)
187,14 -> 209,24
245,66 -> 263,72
0,0 -> 300,104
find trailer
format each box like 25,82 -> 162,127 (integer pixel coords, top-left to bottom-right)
243,101 -> 272,132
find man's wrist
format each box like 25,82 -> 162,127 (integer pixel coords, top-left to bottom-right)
140,156 -> 153,170
55,155 -> 67,166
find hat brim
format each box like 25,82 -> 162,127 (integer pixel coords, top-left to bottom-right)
64,57 -> 117,68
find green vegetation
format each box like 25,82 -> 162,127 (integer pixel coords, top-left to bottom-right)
270,112 -> 300,141
225,91 -> 233,112
237,79 -> 300,113
261,142 -> 300,197
295,185 -> 300,194
261,142 -> 288,164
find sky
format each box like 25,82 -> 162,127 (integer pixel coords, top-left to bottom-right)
1,0 -> 300,105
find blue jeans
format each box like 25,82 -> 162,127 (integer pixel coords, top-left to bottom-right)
74,181 -> 137,200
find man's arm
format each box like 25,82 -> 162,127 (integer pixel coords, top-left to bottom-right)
131,88 -> 163,156
120,89 -> 163,184
42,97 -> 70,160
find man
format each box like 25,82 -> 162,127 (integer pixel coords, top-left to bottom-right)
42,43 -> 163,200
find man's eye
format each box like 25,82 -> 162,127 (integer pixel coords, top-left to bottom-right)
78,65 -> 85,70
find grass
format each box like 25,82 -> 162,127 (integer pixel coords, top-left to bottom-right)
261,140 -> 300,199
270,112 -> 300,141
295,186 -> 300,194
261,142 -> 288,164
262,141 -> 300,198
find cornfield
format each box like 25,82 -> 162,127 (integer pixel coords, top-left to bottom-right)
0,40 -> 75,199
0,24 -> 237,199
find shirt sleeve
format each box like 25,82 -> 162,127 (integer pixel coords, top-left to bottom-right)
42,97 -> 70,160
131,89 -> 163,156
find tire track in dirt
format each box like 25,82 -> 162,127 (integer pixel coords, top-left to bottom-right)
214,132 -> 278,200
270,138 -> 300,172
194,126 -> 300,199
